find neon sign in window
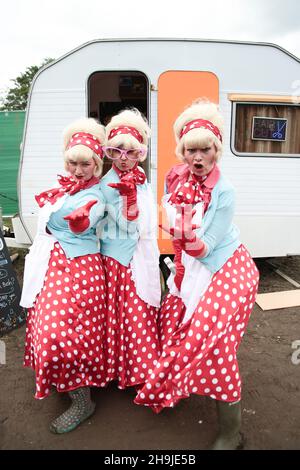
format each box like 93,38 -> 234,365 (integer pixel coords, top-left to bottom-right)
252,117 -> 287,141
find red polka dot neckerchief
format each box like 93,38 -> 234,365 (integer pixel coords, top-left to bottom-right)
112,163 -> 146,185
169,172 -> 209,207
35,175 -> 100,208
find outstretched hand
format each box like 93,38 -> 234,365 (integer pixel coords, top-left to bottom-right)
160,205 -> 200,242
108,181 -> 138,221
108,181 -> 136,196
160,204 -> 206,258
64,199 -> 97,233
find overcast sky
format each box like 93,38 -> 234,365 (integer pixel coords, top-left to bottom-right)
1,0 -> 300,95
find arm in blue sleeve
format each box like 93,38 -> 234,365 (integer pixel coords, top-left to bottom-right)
196,188 -> 235,257
100,182 -> 139,235
114,197 -> 139,234
105,193 -> 138,235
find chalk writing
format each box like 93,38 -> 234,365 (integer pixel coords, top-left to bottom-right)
0,228 -> 26,336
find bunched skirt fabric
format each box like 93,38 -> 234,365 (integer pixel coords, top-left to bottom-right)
24,242 -> 108,399
101,255 -> 161,389
134,244 -> 260,412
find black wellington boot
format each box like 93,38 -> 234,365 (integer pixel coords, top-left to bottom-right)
210,400 -> 244,450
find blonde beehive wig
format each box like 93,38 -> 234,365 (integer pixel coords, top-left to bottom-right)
174,99 -> 224,162
63,117 -> 105,177
105,108 -> 150,162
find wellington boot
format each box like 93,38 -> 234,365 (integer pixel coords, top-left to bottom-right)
50,387 -> 96,434
210,400 -> 244,450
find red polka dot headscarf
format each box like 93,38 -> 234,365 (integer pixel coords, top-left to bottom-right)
108,126 -> 144,144
180,119 -> 222,143
66,132 -> 104,158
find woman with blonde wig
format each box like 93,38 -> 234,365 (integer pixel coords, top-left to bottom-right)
135,100 -> 259,450
99,108 -> 161,390
21,118 -> 108,434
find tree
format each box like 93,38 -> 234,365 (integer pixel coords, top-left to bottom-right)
0,58 -> 55,111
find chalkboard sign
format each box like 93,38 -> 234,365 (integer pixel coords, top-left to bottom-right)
0,228 -> 26,336
252,117 -> 287,141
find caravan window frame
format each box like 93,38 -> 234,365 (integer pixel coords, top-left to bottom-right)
230,100 -> 300,159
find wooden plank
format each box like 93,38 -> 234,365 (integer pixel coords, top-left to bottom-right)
228,93 -> 300,103
256,290 -> 300,311
10,253 -> 19,263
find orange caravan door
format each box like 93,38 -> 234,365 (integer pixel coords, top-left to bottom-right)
157,71 -> 219,254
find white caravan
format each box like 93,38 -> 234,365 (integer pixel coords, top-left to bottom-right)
16,38 -> 300,257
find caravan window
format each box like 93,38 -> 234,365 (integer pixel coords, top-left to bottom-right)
231,102 -> 300,158
88,71 -> 149,176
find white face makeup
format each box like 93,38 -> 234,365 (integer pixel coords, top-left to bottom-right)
183,144 -> 217,177
113,158 -> 137,171
67,158 -> 96,181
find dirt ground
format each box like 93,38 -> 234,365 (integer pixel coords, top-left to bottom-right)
0,252 -> 300,450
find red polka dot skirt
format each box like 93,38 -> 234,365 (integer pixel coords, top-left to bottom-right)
24,242 -> 107,399
101,255 -> 161,389
134,245 -> 259,412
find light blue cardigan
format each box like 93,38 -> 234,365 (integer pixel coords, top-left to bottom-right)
166,167 -> 240,273
46,185 -> 105,259
194,174 -> 240,273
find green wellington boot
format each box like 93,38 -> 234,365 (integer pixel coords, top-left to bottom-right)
210,400 -> 244,450
50,387 -> 96,434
